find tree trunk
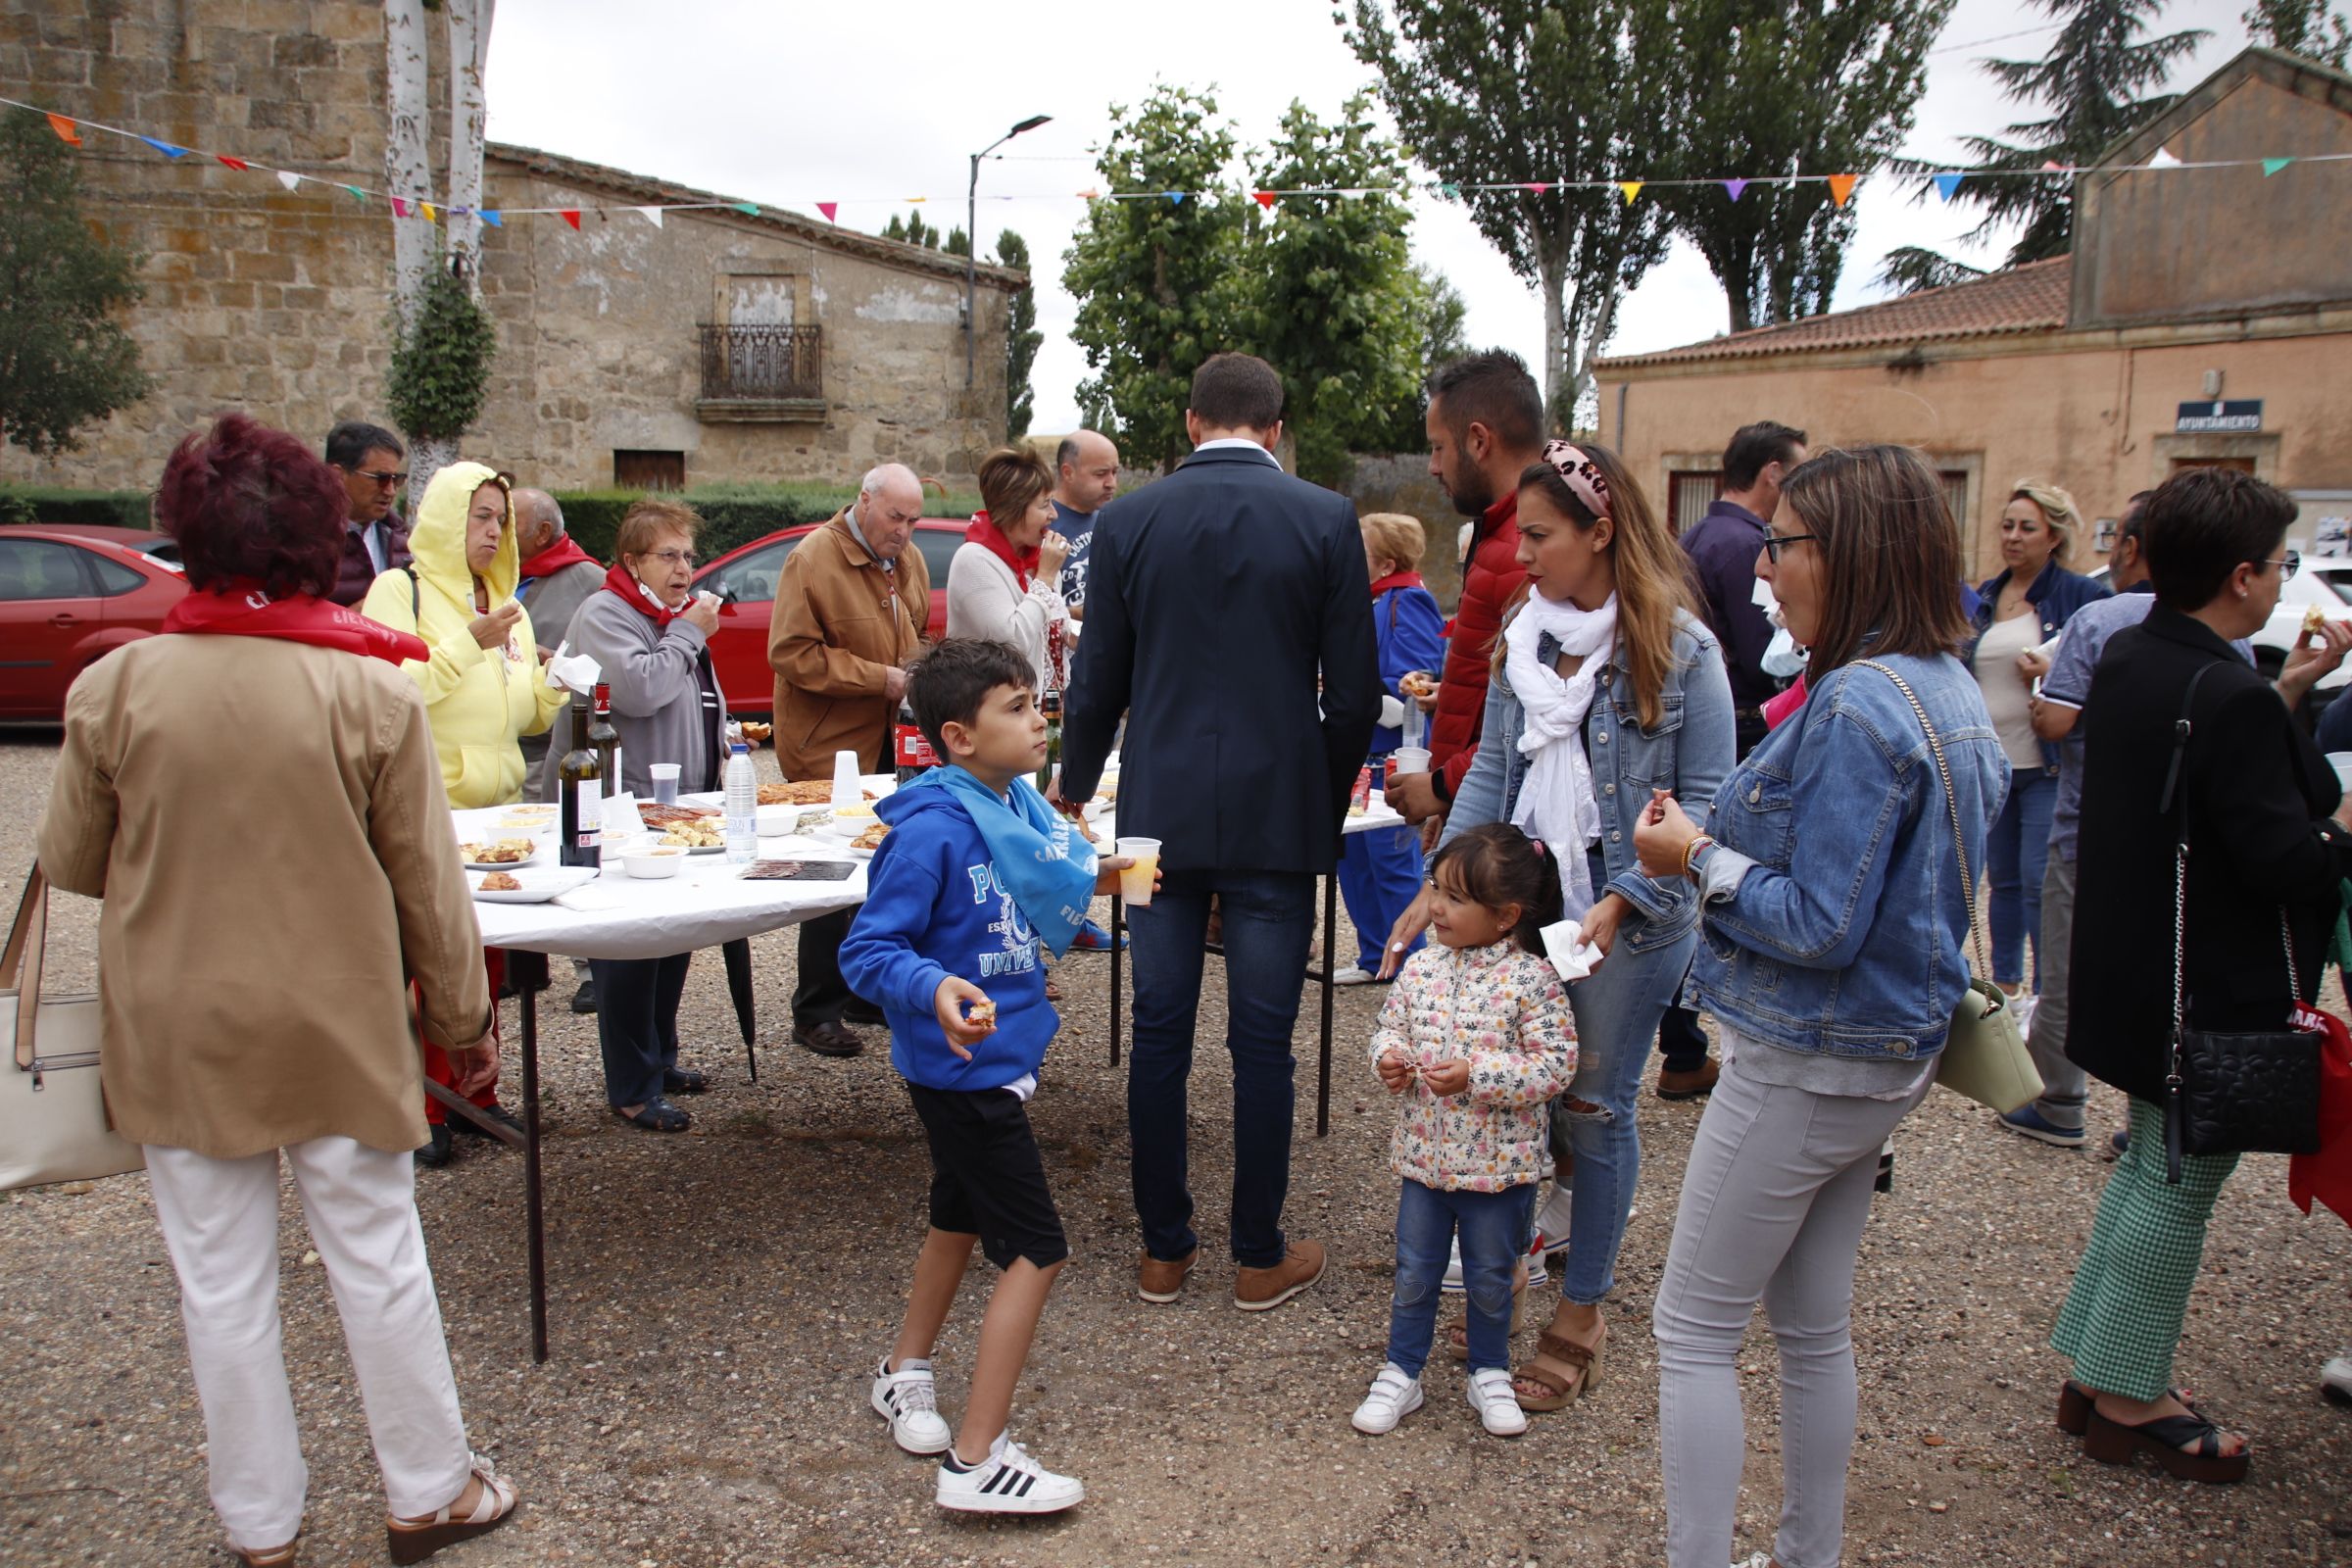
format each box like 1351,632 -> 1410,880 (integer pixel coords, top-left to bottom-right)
383,0 -> 435,506
1570,282 -> 1619,436
1536,239 -> 1567,427
444,0 -> 493,293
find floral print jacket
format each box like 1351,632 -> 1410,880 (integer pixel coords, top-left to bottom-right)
1369,940 -> 1578,1193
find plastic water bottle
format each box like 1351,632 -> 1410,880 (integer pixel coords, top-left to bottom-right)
723,743 -> 758,862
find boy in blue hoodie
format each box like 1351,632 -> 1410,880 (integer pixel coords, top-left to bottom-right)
840,638 -> 1142,1516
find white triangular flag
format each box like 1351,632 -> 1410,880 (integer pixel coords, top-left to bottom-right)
638,206 -> 664,227
2147,146 -> 2181,169
276,170 -> 301,191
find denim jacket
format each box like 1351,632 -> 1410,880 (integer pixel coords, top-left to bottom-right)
1441,610 -> 1736,955
1688,652 -> 2008,1060
1967,560 -> 2111,773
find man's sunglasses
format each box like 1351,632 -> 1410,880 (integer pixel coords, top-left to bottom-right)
356,467 -> 409,489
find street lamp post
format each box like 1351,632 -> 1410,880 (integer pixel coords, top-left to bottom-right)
966,114 -> 1052,390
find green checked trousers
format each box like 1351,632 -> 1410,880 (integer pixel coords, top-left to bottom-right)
2050,1097 -> 2239,1401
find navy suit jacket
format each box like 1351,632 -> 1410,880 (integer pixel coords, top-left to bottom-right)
1060,445 -> 1382,876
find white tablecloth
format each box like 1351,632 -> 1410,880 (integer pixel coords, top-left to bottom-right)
453,774 -> 1409,961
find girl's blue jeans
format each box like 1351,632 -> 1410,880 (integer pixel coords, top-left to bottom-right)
1387,1178 -> 1536,1376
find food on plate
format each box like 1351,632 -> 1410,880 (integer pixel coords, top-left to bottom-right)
1398,671 -> 1438,698
852,821 -> 889,851
833,804 -> 878,821
2304,604 -> 2331,636
459,838 -> 535,864
479,871 -> 522,892
638,803 -> 720,828
661,820 -> 726,849
759,779 -> 878,806
1092,783 -> 1118,804
738,721 -> 772,743
965,997 -> 998,1029
1348,801 -> 1369,816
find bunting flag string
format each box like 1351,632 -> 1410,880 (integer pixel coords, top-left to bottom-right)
5,90 -> 2345,237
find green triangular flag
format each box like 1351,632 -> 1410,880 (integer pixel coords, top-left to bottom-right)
732,201 -> 760,216
1440,182 -> 1460,199
344,185 -> 367,205
2262,158 -> 2292,176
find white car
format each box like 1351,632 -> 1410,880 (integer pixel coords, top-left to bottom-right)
2088,562 -> 2352,691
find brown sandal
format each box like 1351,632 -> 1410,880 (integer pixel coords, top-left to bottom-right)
387,1456 -> 518,1565
1446,1259 -> 1536,1359
231,1544 -> 297,1567
1513,1320 -> 1606,1411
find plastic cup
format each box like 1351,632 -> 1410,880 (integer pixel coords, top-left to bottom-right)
831,748 -> 863,808
649,762 -> 681,806
1390,746 -> 1432,776
2330,753 -> 2352,795
1114,836 -> 1161,906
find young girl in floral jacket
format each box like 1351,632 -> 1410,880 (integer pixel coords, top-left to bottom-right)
1353,823 -> 1578,1439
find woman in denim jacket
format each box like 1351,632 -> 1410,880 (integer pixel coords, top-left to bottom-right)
1382,440 -> 1735,1414
1634,445 -> 2006,1568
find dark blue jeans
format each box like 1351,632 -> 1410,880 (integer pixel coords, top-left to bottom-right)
589,952 -> 691,1108
1388,1179 -> 1536,1377
1125,868 -> 1316,1269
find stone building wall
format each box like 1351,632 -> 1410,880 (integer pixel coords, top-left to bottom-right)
1,0 -> 1018,494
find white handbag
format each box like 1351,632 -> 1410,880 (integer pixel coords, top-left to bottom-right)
2,867 -> 144,1191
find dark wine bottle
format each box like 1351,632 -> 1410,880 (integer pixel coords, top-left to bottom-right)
588,681 -> 622,794
558,690 -> 603,869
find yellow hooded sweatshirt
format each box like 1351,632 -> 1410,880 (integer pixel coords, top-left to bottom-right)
362,462 -> 565,808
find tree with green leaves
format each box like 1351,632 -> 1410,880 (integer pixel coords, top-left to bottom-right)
1880,0 -> 2209,292
1372,265 -> 1469,453
386,269 -> 498,456
1243,96 -> 1426,485
883,211 -> 946,249
996,230 -> 1042,440
0,110 -> 152,459
2245,0 -> 2350,67
1348,0 -> 1680,428
1660,0 -> 1947,332
1062,85 -> 1252,473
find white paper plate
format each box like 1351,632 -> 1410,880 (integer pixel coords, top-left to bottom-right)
468,866 -> 598,903
461,847 -> 541,872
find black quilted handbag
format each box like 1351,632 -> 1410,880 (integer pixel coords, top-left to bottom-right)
2160,662 -> 2323,1183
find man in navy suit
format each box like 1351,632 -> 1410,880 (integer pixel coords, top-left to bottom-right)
1059,353 -> 1382,1312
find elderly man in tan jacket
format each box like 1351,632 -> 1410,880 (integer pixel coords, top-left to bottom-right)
767,461 -> 931,1056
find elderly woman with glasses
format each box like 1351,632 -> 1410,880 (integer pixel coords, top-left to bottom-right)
540,498 -> 727,1132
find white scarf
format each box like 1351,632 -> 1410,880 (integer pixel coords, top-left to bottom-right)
1506,591 -> 1617,919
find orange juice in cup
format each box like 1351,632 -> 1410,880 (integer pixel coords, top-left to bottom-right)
1114,836 -> 1161,905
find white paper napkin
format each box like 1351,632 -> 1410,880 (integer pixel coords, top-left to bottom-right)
553,885 -> 625,912
545,644 -> 602,694
1539,918 -> 1604,982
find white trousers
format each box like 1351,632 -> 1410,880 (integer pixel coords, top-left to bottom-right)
144,1137 -> 473,1551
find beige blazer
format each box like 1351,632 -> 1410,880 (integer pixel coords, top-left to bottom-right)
36,636 -> 492,1158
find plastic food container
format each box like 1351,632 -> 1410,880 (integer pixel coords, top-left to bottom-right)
621,847 -> 686,880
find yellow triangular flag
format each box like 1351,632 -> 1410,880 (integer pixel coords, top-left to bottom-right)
421,201 -> 438,222
1826,173 -> 1858,208
1617,180 -> 1642,206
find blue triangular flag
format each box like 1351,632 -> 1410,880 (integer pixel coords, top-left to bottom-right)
479,209 -> 502,227
1168,191 -> 1185,205
139,136 -> 189,158
1934,172 -> 1963,202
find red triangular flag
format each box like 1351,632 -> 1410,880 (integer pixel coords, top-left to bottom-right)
1253,191 -> 1276,208
1525,181 -> 1552,194
217,155 -> 250,172
561,210 -> 581,230
1826,173 -> 1858,208
816,202 -> 838,222
390,196 -> 409,218
45,114 -> 80,146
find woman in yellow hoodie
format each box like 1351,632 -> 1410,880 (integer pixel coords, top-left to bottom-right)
364,463 -> 564,1164
363,463 -> 565,810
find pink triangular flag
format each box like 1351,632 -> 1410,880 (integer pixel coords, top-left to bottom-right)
1525,181 -> 1552,194
816,202 -> 838,222
390,196 -> 410,218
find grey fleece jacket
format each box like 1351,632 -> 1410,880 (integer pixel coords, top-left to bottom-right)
536,587 -> 724,802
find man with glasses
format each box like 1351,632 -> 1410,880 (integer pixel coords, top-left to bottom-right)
768,463 -> 933,1057
323,420 -> 414,606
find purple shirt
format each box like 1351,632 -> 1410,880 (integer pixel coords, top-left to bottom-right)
1679,499 -> 1776,710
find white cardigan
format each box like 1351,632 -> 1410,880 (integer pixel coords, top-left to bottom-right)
944,541 -> 1071,693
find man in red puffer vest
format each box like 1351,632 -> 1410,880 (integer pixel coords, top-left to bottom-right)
1386,350 -> 1545,837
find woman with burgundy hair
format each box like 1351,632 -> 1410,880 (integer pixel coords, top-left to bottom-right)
36,414 -> 520,1565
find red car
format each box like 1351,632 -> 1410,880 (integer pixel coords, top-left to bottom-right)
693,517 -> 966,715
0,526 -> 190,720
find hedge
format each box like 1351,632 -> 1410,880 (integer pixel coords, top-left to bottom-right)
0,488 -> 155,530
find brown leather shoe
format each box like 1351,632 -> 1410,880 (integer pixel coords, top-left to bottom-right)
1234,1240 -> 1325,1311
794,1020 -> 863,1058
1137,1247 -> 1199,1304
1656,1058 -> 1720,1101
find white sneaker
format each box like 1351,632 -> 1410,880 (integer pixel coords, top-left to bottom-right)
1442,1236 -> 1548,1293
935,1431 -> 1083,1514
1733,1555 -> 1775,1568
870,1355 -> 952,1455
1350,1362 -> 1424,1435
1467,1366 -> 1528,1436
1533,1181 -> 1575,1258
1332,964 -> 1380,985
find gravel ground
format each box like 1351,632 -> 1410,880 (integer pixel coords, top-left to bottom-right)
4,725 -> 2351,1568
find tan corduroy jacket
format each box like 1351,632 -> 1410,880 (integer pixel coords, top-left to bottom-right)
36,636 -> 493,1158
766,508 -> 929,780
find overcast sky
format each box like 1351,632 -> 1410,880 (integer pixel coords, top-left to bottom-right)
482,0 -> 2261,436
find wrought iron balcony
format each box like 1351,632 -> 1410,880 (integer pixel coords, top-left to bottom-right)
696,323 -> 823,419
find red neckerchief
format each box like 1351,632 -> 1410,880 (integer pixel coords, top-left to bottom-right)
164,581 -> 428,664
1368,569 -> 1426,598
518,535 -> 599,581
965,510 -> 1038,592
600,562 -> 682,626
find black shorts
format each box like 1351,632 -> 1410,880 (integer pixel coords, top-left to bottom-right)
904,1082 -> 1069,1271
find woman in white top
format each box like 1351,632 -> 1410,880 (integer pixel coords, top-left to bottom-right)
945,446 -> 1071,694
